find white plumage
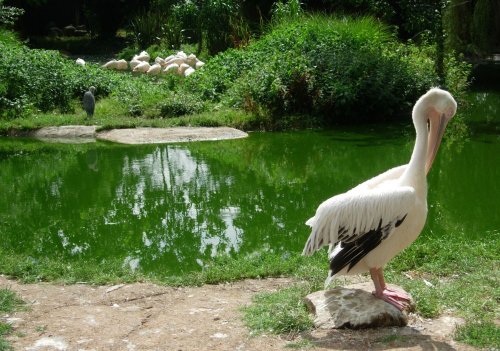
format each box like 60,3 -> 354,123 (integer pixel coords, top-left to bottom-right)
302,88 -> 457,310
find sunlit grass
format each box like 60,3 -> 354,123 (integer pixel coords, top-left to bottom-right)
0,289 -> 24,351
241,231 -> 499,349
0,231 -> 497,348
0,105 -> 257,135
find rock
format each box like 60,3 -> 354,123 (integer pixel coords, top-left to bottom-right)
96,127 -> 248,144
31,126 -> 97,144
75,58 -> 86,66
304,282 -> 414,329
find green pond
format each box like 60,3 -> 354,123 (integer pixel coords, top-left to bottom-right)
0,91 -> 498,275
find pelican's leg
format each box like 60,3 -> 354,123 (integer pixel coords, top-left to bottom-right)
376,268 -> 411,302
370,268 -> 405,310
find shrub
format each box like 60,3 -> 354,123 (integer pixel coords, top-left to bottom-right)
130,10 -> 167,49
0,31 -> 124,118
159,92 -> 205,117
189,15 -> 468,125
200,0 -> 241,55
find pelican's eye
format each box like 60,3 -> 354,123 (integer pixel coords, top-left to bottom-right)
427,119 -> 430,131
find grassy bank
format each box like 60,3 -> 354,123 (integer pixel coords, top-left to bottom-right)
0,289 -> 24,351
1,230 -> 498,348
0,15 -> 470,132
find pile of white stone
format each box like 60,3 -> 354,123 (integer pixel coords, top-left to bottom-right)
96,50 -> 205,77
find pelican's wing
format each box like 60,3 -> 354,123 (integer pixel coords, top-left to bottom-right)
302,185 -> 415,257
349,165 -> 407,192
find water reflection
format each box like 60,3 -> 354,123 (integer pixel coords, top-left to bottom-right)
0,92 -> 498,274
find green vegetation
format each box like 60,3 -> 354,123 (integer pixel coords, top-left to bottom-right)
242,231 -> 499,349
0,289 -> 24,351
0,13 -> 471,131
189,15 -> 456,125
0,1 -> 495,348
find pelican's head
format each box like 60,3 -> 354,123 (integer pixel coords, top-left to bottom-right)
413,88 -> 457,174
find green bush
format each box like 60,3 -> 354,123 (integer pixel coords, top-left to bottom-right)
200,0 -> 241,55
130,10 -> 167,49
159,92 -> 205,117
0,29 -> 130,119
189,15 -> 468,125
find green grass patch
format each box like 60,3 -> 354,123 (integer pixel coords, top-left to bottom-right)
0,288 -> 24,351
243,283 -> 314,335
455,321 -> 500,349
0,235 -> 497,348
0,107 -> 258,136
241,233 -> 499,349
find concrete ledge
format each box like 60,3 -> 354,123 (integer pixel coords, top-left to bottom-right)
96,127 -> 248,144
28,126 -> 248,144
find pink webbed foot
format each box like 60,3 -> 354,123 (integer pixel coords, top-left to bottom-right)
382,287 -> 412,302
372,289 -> 410,310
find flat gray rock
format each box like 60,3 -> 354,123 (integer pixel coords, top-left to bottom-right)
27,126 -> 248,144
304,282 -> 415,329
96,127 -> 248,144
31,125 -> 97,143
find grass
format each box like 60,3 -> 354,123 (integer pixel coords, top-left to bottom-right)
0,232 -> 497,349
0,289 -> 24,351
0,104 -> 260,136
240,232 -> 499,349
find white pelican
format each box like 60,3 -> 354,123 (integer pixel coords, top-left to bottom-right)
302,88 -> 457,310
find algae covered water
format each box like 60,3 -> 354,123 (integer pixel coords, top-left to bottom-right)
0,92 -> 498,275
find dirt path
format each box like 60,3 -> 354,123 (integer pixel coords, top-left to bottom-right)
1,276 -> 475,351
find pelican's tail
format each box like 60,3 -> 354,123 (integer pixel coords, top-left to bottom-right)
324,269 -> 335,289
305,216 -> 315,227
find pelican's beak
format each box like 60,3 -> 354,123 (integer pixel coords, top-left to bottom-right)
425,108 -> 454,174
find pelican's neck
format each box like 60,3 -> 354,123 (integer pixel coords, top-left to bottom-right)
401,104 -> 428,184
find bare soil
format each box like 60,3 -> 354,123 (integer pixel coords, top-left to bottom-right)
1,276 -> 475,351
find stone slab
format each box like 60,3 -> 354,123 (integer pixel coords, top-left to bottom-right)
304,282 -> 415,329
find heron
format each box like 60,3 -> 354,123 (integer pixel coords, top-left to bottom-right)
83,86 -> 96,118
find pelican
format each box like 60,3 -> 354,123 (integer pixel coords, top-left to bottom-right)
302,88 -> 457,310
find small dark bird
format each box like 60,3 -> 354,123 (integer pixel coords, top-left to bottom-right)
82,86 -> 96,118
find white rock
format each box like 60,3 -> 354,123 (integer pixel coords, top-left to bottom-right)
147,63 -> 162,75
164,63 -> 180,74
164,54 -> 175,62
133,61 -> 150,73
184,67 -> 195,77
75,58 -> 86,66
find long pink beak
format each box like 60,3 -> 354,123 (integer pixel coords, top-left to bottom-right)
425,109 -> 453,174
